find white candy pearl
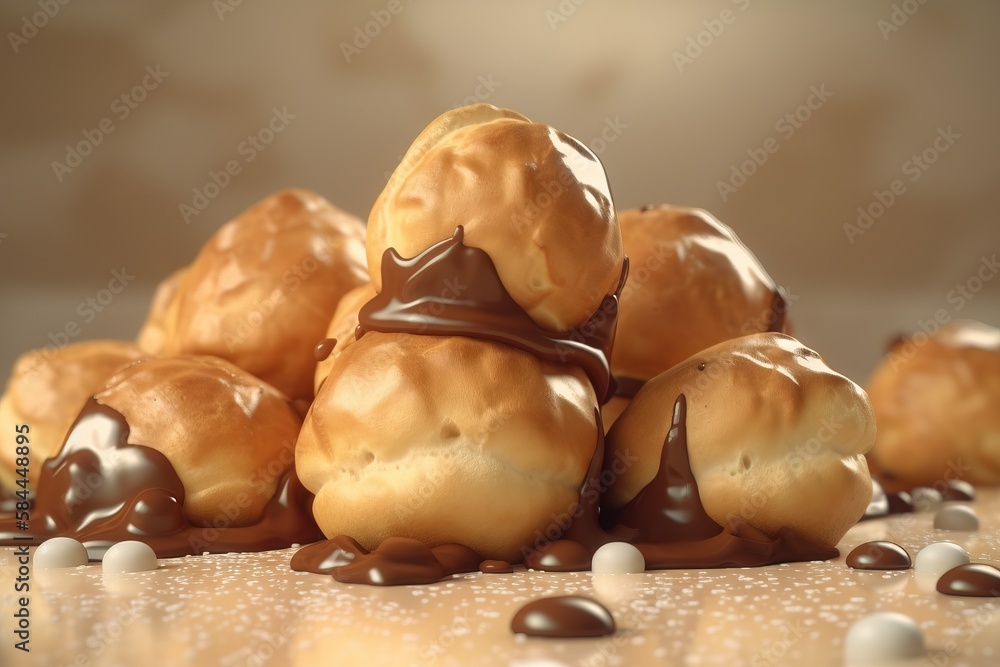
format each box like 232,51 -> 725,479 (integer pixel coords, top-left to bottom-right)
102,541 -> 158,574
914,542 -> 970,575
591,542 -> 645,574
933,505 -> 980,531
844,612 -> 925,664
34,537 -> 89,569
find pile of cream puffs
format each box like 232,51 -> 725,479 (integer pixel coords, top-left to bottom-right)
1,105 -> 998,580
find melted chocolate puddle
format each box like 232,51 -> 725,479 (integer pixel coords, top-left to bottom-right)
291,535 -> 480,585
0,398 -> 323,558
357,226 -> 627,403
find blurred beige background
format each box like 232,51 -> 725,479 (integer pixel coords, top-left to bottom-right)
0,0 -> 997,384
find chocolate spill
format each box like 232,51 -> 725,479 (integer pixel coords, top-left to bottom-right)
614,394 -> 720,542
510,595 -> 615,638
314,337 -> 337,362
291,536 -> 480,585
846,541 -> 912,570
357,226 -> 627,402
0,398 -> 323,557
936,563 -> 1000,597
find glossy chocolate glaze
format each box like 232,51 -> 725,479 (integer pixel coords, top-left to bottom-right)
510,595 -> 615,638
356,226 -> 627,403
479,559 -> 513,574
846,541 -> 912,570
297,393 -> 838,584
611,375 -> 646,400
936,563 -> 1000,597
314,337 -> 337,362
0,398 -> 323,558
291,535 -> 480,585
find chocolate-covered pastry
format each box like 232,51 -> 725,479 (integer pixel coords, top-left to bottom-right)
0,355 -> 322,556
0,340 -> 146,489
367,104 -> 623,333
605,333 -> 874,550
298,105 -> 624,562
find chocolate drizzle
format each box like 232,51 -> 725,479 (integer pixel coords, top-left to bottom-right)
292,394 -> 838,586
0,398 -> 323,558
614,395 -> 720,542
357,227 -> 627,402
524,396 -> 838,572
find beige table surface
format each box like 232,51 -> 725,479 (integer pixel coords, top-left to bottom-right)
1,489 -> 998,667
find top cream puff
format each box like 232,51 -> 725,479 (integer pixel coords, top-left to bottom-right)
367,104 -> 623,332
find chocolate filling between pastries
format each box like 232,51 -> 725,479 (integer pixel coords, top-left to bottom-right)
0,398 -> 323,558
